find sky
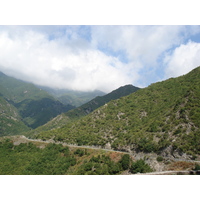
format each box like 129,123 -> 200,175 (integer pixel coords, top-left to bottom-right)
0,25 -> 200,92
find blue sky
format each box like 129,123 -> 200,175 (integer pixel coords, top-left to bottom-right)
0,25 -> 200,92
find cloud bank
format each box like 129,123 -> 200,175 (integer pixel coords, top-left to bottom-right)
0,25 -> 200,92
0,27 -> 133,92
164,41 -> 200,78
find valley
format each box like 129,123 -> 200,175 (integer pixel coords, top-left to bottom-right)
0,71 -> 75,134
37,85 -> 106,107
1,66 -> 200,175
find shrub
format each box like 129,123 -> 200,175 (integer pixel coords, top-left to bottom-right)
120,154 -> 131,170
173,128 -> 182,135
130,159 -> 153,174
194,164 -> 200,171
157,156 -> 164,162
90,156 -> 100,163
74,149 -> 84,157
108,162 -> 122,174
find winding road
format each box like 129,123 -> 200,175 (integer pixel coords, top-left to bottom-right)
9,135 -> 199,175
21,135 -> 200,164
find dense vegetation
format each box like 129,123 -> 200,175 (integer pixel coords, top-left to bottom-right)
15,98 -> 74,129
0,96 -> 30,135
30,84 -> 140,134
76,84 -> 140,116
0,139 -> 76,175
73,153 -> 153,175
0,72 -> 75,133
0,138 -> 153,175
35,66 -> 200,158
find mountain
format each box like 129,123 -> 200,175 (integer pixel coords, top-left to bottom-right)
34,66 -> 200,159
37,86 -> 105,107
71,84 -> 140,116
29,84 -> 140,134
0,72 -> 75,132
0,95 -> 30,135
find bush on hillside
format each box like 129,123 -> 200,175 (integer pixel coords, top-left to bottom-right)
130,159 -> 153,174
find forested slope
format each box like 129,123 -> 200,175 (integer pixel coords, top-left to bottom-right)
0,137 -> 153,175
35,66 -> 200,158
0,95 -> 29,135
0,72 -> 75,133
29,84 -> 139,134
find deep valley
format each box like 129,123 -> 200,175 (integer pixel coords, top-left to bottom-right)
1,67 -> 200,175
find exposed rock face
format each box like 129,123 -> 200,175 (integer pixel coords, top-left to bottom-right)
105,142 -> 112,149
130,151 -> 166,171
160,145 -> 192,160
160,146 -> 174,158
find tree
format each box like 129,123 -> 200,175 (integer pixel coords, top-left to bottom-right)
120,154 -> 131,170
74,149 -> 84,157
130,159 -> 153,174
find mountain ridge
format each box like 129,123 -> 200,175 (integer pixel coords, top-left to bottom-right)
34,66 -> 200,159
0,72 -> 75,134
37,85 -> 106,107
28,84 -> 140,135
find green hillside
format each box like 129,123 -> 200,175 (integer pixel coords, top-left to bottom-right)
38,86 -> 105,107
76,84 -> 140,116
61,84 -> 140,120
35,66 -> 200,158
0,72 -> 75,130
0,137 -> 152,175
0,72 -> 50,103
0,96 -> 30,136
29,84 -> 139,134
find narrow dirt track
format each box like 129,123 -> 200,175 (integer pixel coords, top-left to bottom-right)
24,136 -> 200,163
132,170 -> 191,175
9,135 -> 200,175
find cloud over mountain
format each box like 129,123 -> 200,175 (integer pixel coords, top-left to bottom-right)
0,25 -> 200,92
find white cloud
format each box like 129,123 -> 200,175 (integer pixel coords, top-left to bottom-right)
0,27 -> 135,92
0,25 -> 200,92
90,25 -> 200,87
91,25 -> 188,65
164,41 -> 200,78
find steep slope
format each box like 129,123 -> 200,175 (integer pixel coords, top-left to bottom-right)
0,95 -> 29,135
35,66 -> 200,158
0,72 -> 75,129
29,84 -> 140,134
76,84 -> 140,116
38,86 -> 105,107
